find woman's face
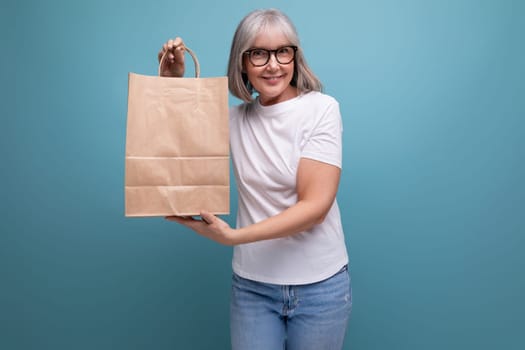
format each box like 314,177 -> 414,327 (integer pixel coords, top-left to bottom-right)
243,28 -> 298,106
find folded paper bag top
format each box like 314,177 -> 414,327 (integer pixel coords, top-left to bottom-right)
125,46 -> 230,217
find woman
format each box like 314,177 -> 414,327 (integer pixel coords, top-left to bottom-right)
159,8 -> 351,350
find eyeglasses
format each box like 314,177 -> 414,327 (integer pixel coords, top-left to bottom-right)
244,46 -> 298,67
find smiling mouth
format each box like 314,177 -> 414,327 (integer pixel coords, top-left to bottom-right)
263,74 -> 285,80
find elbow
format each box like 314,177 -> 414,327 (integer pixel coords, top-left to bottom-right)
312,211 -> 329,226
298,198 -> 334,229
313,200 -> 336,226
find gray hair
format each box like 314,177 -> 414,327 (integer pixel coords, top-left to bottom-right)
227,9 -> 323,103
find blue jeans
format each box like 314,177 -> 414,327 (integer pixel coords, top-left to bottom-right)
230,266 -> 352,350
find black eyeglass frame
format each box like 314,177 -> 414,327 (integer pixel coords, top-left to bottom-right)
243,45 -> 298,67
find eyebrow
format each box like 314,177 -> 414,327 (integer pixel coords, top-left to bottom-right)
247,45 -> 294,50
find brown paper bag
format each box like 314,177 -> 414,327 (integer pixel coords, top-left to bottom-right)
125,47 -> 229,217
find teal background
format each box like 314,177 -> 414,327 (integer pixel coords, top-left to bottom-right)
2,0 -> 524,349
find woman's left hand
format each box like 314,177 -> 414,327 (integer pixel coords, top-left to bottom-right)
165,211 -> 238,246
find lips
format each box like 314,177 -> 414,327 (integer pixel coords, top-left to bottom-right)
263,74 -> 284,79
262,74 -> 285,84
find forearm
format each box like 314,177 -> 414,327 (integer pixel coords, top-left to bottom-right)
233,199 -> 327,245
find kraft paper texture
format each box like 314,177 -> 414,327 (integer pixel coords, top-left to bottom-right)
125,72 -> 229,217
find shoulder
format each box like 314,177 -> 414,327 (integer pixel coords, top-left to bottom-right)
297,92 -> 340,118
229,103 -> 244,117
299,91 -> 339,107
297,92 -> 341,124
229,102 -> 247,123
229,102 -> 255,119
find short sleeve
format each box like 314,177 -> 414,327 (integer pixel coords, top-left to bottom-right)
300,100 -> 343,168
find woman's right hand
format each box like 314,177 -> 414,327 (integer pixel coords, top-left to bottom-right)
158,37 -> 186,77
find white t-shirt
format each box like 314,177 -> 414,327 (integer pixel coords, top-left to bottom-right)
229,91 -> 349,285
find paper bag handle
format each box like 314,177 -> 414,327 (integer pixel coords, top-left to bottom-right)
158,46 -> 201,78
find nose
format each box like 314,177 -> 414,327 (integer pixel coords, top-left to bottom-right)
266,53 -> 279,69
